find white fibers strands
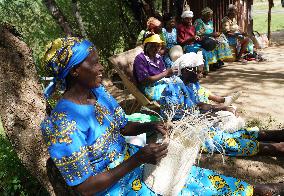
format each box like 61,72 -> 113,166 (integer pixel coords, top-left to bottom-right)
142,106 -> 225,196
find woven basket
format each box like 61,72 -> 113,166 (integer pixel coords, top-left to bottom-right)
141,108 -> 215,196
143,132 -> 203,195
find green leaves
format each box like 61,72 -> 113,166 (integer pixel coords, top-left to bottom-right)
0,123 -> 48,195
0,0 -> 143,77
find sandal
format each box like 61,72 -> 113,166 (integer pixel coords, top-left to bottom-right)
236,58 -> 248,64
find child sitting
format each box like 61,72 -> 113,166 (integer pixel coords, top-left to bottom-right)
173,51 -> 241,113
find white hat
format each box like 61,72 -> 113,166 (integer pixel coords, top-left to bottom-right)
173,51 -> 204,75
181,10 -> 194,18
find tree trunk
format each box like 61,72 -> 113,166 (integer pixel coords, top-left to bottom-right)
43,0 -> 74,36
0,24 -> 76,195
72,0 -> 87,38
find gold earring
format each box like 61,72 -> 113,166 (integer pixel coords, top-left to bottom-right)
73,72 -> 79,77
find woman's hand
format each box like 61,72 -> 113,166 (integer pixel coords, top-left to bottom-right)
225,106 -> 238,116
165,67 -> 178,77
194,35 -> 201,41
135,143 -> 169,164
213,32 -> 220,37
150,122 -> 169,136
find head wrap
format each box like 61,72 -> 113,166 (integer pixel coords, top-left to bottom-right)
42,37 -> 95,99
143,34 -> 164,44
201,7 -> 213,16
228,4 -> 237,13
146,17 -> 161,30
181,10 -> 194,18
173,51 -> 204,75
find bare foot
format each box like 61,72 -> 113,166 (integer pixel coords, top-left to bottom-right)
254,183 -> 284,196
258,142 -> 284,157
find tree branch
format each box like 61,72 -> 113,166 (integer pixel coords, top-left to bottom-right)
72,0 -> 87,38
43,0 -> 74,36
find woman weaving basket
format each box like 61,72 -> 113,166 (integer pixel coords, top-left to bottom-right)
40,37 -> 283,195
169,52 -> 284,157
133,34 -> 191,108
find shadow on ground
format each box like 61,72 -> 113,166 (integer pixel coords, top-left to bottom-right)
199,154 -> 284,184
202,45 -> 284,125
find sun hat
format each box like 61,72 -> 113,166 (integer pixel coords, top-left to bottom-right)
143,34 -> 164,44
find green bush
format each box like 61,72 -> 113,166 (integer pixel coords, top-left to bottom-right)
0,122 -> 48,195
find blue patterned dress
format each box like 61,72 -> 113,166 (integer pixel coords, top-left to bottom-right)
186,82 -> 259,156
133,52 -> 192,110
194,18 -> 232,68
162,28 -> 178,68
41,85 -> 253,195
162,27 -> 177,49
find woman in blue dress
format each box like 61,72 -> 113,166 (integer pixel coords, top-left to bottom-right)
177,56 -> 284,158
162,14 -> 177,50
41,37 -> 279,195
194,7 -> 232,69
162,14 -> 178,68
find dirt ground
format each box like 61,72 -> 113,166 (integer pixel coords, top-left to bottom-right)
194,44 -> 284,186
202,45 -> 284,128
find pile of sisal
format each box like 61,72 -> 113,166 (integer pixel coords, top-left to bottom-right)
142,107 -> 217,196
213,111 -> 246,133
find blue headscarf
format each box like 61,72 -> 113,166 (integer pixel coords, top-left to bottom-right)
43,37 -> 95,99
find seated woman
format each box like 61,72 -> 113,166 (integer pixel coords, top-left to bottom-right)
133,34 -> 188,105
177,9 -> 200,53
136,17 -> 165,46
174,53 -> 284,158
222,4 -> 254,62
162,14 -> 178,68
194,7 -> 233,69
176,9 -> 210,74
171,48 -> 240,108
178,54 -> 240,110
162,13 -> 177,50
41,37 -> 281,196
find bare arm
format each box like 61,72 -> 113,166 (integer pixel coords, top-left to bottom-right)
140,67 -> 178,86
75,154 -> 140,195
121,121 -> 168,136
75,144 -> 168,195
197,102 -> 232,113
208,94 -> 225,104
75,143 -> 168,195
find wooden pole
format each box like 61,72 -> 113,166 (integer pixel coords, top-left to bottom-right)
268,0 -> 274,43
